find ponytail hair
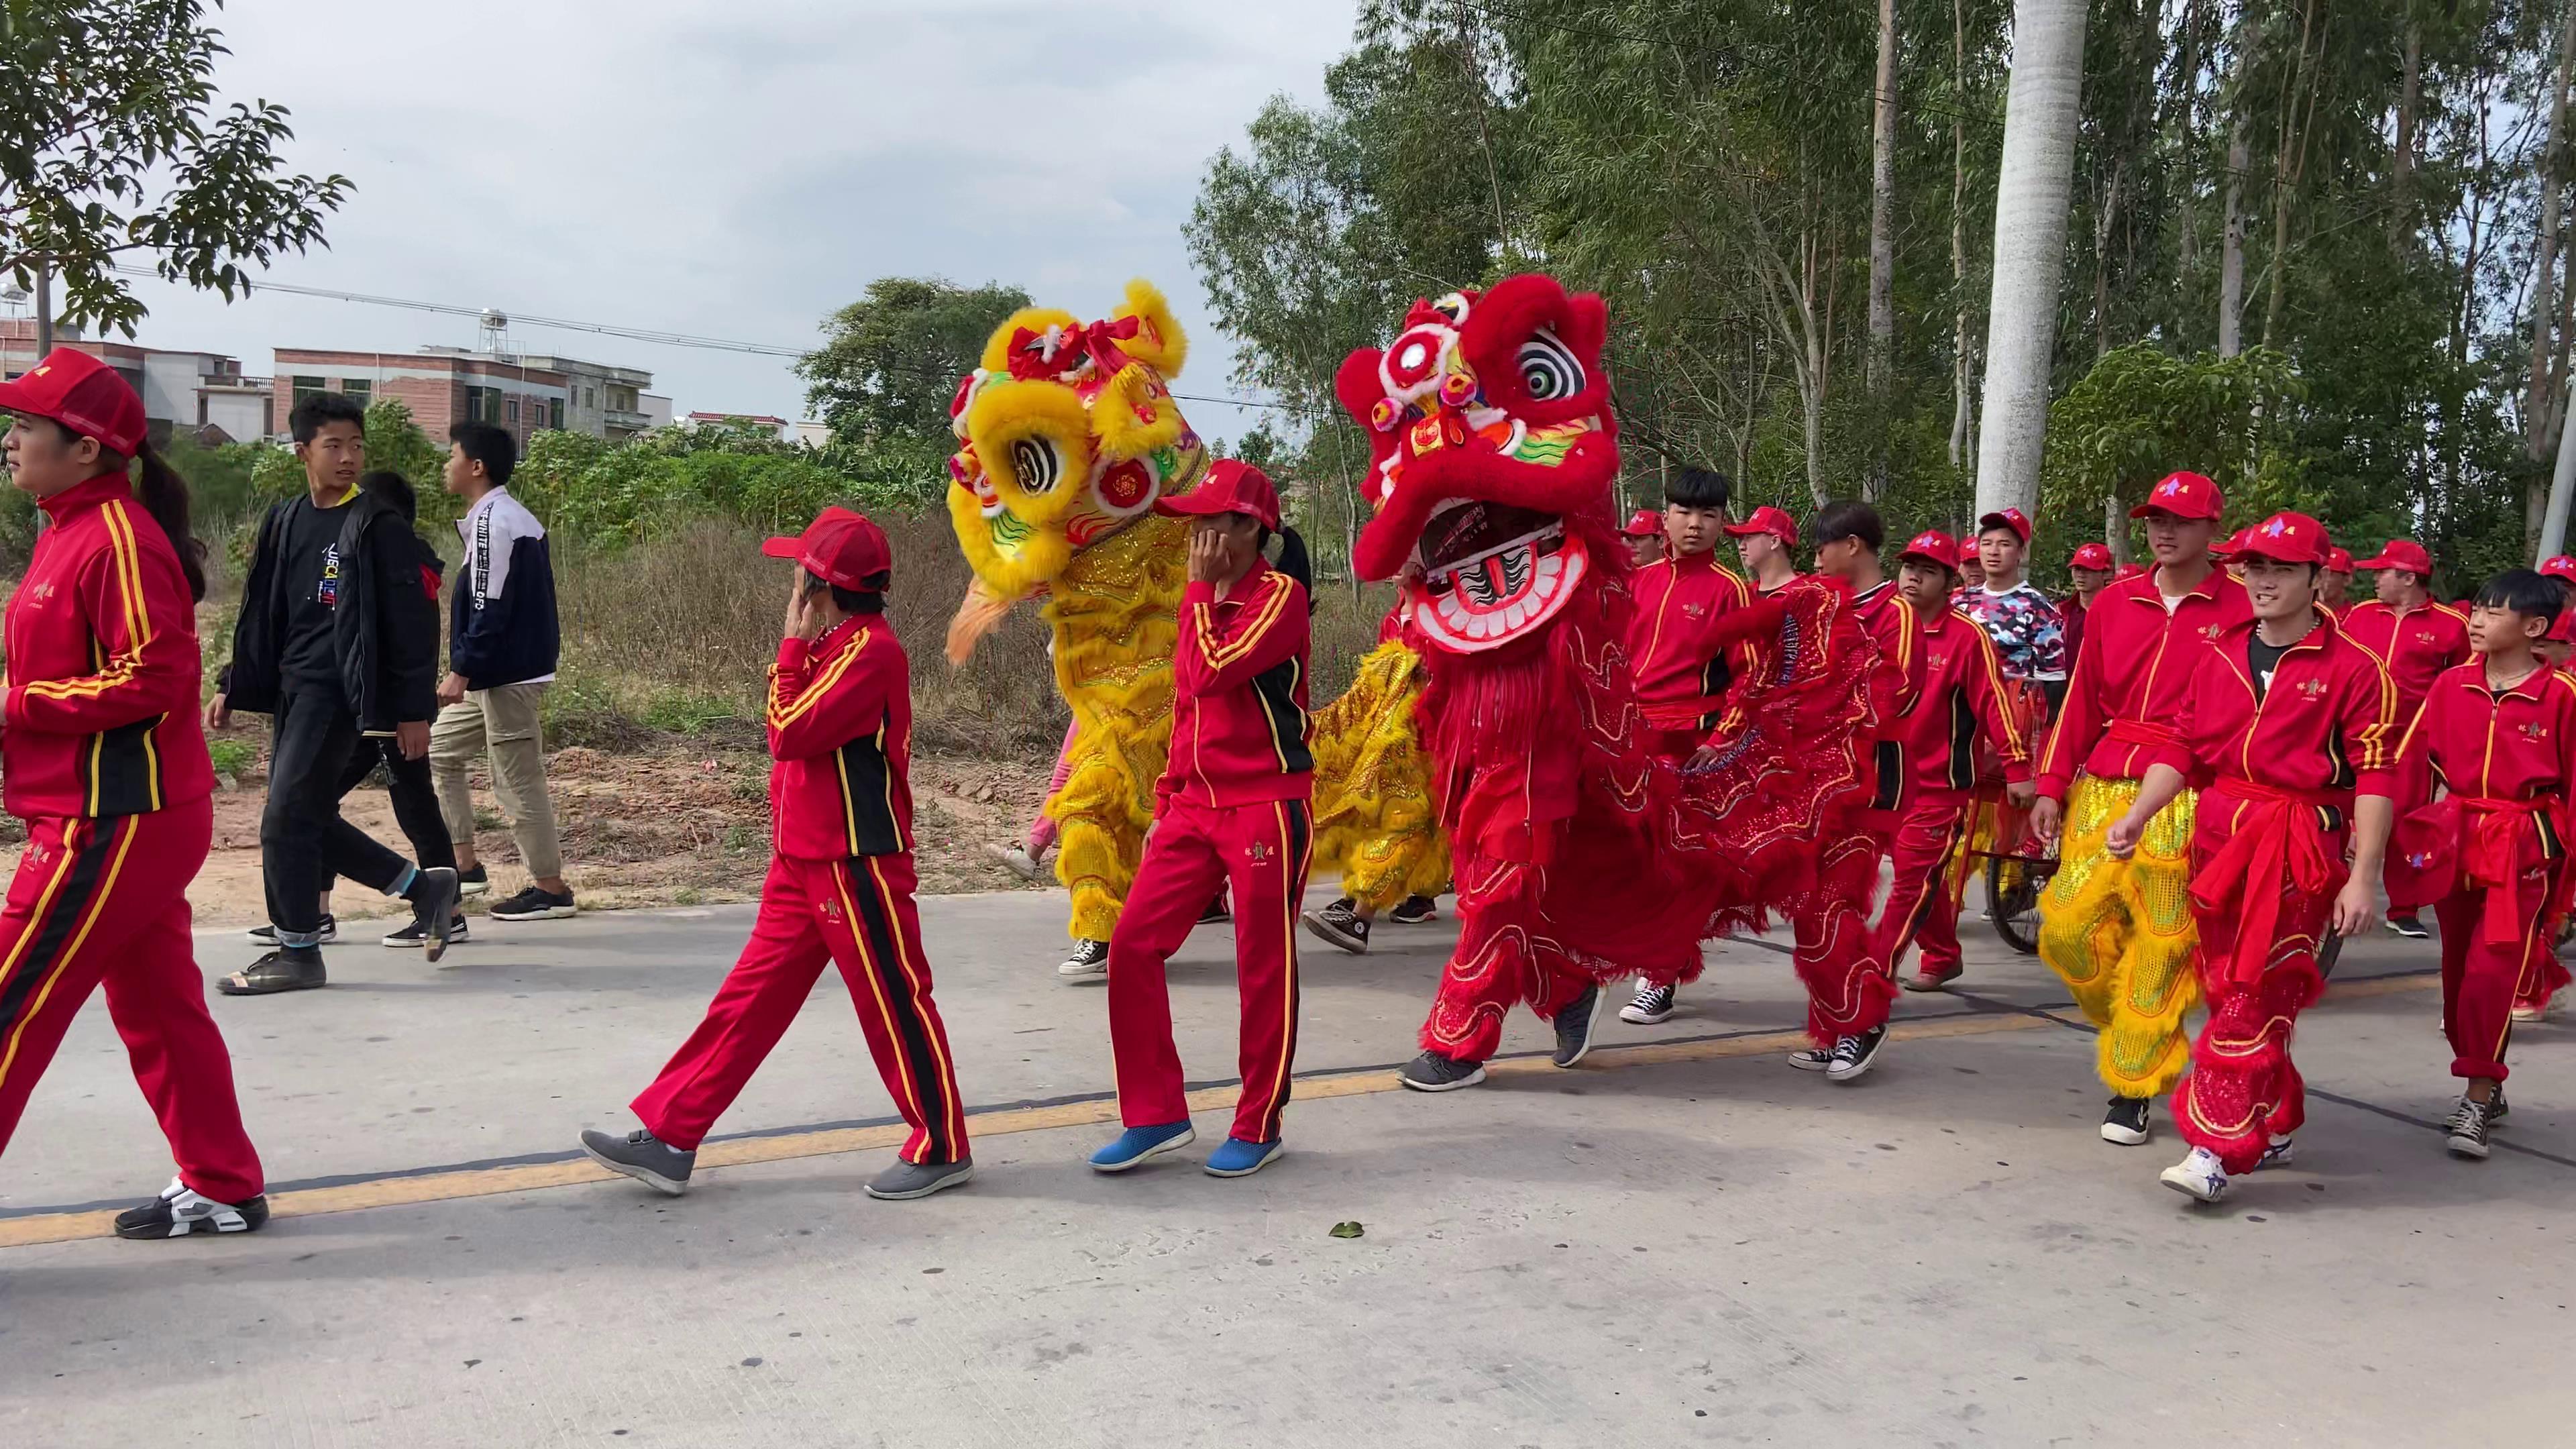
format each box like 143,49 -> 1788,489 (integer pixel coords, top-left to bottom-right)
131,441 -> 208,603
1262,523 -> 1316,613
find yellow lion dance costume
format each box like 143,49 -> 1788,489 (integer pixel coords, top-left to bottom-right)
943,280 -> 1444,953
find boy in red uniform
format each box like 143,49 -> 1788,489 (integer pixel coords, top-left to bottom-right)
1088,462 -> 1315,1179
583,508 -> 973,1201
1878,532 -> 2033,994
2061,541 -> 2116,668
2320,548 -> 2355,614
0,349 -> 268,1238
1622,508 -> 1666,567
2387,570 -> 2576,1154
2102,513 -> 2401,1203
2032,471 -> 2251,1146
2347,537 -> 2471,940
1625,466 -> 1750,765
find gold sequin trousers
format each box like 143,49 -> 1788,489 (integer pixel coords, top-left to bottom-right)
2037,775 -> 2202,1099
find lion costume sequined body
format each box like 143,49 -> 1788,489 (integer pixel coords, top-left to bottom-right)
943,280 -> 1444,943
1332,274 -> 1888,1063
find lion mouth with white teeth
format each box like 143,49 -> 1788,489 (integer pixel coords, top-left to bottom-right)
1411,499 -> 1587,651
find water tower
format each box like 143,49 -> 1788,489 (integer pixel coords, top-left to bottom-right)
477,308 -> 511,356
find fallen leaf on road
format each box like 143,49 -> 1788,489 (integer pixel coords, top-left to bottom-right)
1328,1221 -> 1363,1239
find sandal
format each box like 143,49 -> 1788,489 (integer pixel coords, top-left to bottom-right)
217,950 -> 327,996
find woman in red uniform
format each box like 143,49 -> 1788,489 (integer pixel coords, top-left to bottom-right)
0,348 -> 266,1238
1089,461 -> 1315,1179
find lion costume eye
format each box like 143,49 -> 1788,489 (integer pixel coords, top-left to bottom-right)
1012,436 -> 1063,494
1517,330 -> 1582,402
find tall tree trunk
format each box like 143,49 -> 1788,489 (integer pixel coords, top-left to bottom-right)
2526,0 -> 2576,515
2105,491 -> 2130,564
2391,18 -> 2421,254
2262,0 -> 2318,347
1974,0 -> 2091,520
1949,0 -> 1975,472
1454,0 -> 1511,262
2094,160 -> 2125,360
2217,0 -> 2257,358
1869,0 -> 1899,397
2176,0 -> 2203,284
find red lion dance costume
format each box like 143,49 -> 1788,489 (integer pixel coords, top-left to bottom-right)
1333,276 -> 1888,1081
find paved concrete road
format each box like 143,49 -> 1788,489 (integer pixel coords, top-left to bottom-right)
1,888 -> 2569,1447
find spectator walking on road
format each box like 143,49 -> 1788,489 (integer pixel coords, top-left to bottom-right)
430,423 -> 574,921
0,349 -> 270,1236
211,392 -> 462,994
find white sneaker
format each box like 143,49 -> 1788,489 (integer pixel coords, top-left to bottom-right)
992,843 -> 1047,883
2253,1136 -> 2294,1171
1056,939 -> 1110,979
2510,990 -> 2559,1023
2159,1146 -> 2229,1203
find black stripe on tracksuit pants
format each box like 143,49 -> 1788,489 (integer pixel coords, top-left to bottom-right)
843,861 -> 961,1166
0,819 -> 123,1040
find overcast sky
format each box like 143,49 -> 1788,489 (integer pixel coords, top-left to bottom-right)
68,0 -> 1360,443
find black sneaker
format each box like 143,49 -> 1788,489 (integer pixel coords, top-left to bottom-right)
113,1178 -> 270,1239
1197,891 -> 1231,926
2387,914 -> 2430,941
1398,1050 -> 1486,1092
2490,1084 -> 2510,1125
457,864 -> 490,897
384,916 -> 470,949
580,1126 -> 695,1195
1388,895 -> 1439,924
865,1156 -> 975,1201
1301,898 -> 1370,955
1056,938 -> 1110,980
489,884 -> 576,922
1552,985 -> 1607,1068
246,915 -> 335,945
2443,1096 -> 2493,1159
2101,1095 -> 2154,1145
1619,981 -> 1676,1025
1825,1025 -> 1887,1083
216,948 -> 327,996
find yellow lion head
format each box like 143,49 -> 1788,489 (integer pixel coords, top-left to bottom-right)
944,279 -> 1210,608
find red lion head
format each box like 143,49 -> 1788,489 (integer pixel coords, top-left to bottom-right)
1334,274 -> 1619,655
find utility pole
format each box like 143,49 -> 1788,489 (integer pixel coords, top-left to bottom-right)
2540,372 -> 2576,561
34,259 -> 54,354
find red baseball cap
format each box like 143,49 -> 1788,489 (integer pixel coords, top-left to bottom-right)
1723,504 -> 1798,546
1898,530 -> 1960,571
2131,471 -> 2224,521
1154,458 -> 1281,531
2210,528 -> 2248,559
1622,508 -> 1664,539
2542,555 -> 2576,583
2326,547 -> 2354,575
2235,511 -> 2330,566
0,347 -> 147,457
2068,542 -> 2115,571
2117,562 -> 2149,580
1976,507 -> 2031,544
763,504 -> 892,589
2357,537 -> 2433,576
2551,610 -> 2576,643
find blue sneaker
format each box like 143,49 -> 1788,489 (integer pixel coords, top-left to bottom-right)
1203,1136 -> 1283,1178
1089,1121 -> 1195,1173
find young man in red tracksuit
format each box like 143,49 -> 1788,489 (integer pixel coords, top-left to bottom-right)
2101,513 -> 2402,1203
2320,548 -> 2355,615
1621,507 -> 1666,568
2061,541 -> 2116,667
582,508 -> 972,1202
2385,570 -> 2576,1155
1089,461 -> 1315,1179
2347,537 -> 2471,940
0,348 -> 268,1238
1876,532 -> 2033,994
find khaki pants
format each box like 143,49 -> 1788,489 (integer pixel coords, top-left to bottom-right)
429,682 -> 561,881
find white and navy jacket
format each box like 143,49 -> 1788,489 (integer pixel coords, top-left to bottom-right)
449,487 -> 560,690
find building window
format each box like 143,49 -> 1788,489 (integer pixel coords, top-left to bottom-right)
343,378 -> 371,408
549,398 -> 564,431
507,396 -> 521,423
586,386 -> 597,409
290,375 -> 327,410
465,384 -> 503,425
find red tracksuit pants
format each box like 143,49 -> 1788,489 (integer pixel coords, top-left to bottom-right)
2172,869 -> 2335,1175
633,851 -> 968,1164
1790,821 -> 1894,1044
2436,873 -> 2555,1082
1108,797 -> 1313,1143
0,798 -> 264,1204
1870,794 -> 1969,981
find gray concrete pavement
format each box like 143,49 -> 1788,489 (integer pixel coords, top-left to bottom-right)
3,885 -> 2571,1446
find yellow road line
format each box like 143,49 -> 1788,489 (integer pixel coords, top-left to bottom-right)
0,981 -> 2434,1250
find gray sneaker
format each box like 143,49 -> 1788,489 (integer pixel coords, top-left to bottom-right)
865,1156 -> 975,1201
581,1127 -> 695,1195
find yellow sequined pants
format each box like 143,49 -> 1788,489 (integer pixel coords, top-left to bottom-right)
2038,775 -> 2202,1099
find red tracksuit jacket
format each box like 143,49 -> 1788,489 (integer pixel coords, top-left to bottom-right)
2037,567 -> 2252,798
2342,600 -> 2471,716
1,474 -> 215,819
2145,616 -> 2406,808
1627,550 -> 1752,733
2390,661 -> 2576,898
1892,606 -> 2031,804
765,614 -> 914,861
1159,560 -> 1312,809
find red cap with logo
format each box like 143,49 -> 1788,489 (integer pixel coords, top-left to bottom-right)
2357,537 -> 2434,576
1622,508 -> 1664,539
1898,530 -> 1961,571
2131,471 -> 2224,521
2326,547 -> 2354,575
1154,458 -> 1281,531
2068,542 -> 2114,571
2551,609 -> 2576,644
2235,511 -> 2330,566
2210,529 -> 2249,559
762,504 -> 892,590
2542,555 -> 2576,583
1976,507 -> 2031,544
0,347 -> 147,457
1723,504 -> 1798,546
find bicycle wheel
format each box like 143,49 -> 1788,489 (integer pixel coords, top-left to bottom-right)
1986,855 -> 2050,956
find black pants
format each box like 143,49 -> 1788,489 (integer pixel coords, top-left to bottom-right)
327,736 -> 453,890
262,688 -> 413,943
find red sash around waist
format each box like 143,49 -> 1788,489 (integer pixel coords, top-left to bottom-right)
2188,778 -> 2347,989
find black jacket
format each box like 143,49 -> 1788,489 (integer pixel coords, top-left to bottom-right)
223,492 -> 442,731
